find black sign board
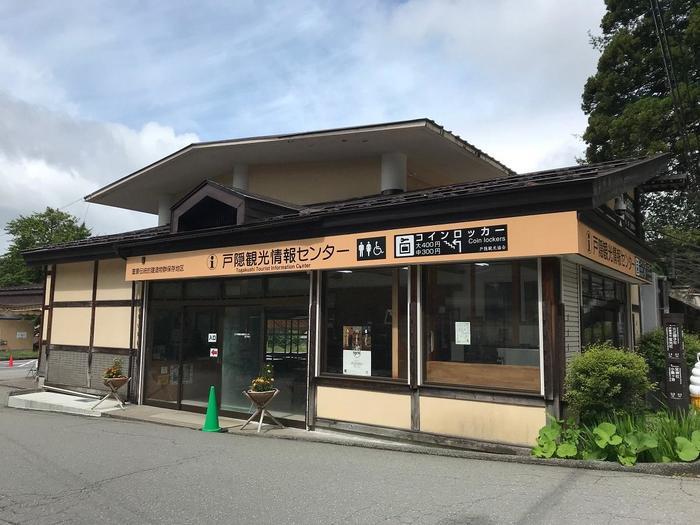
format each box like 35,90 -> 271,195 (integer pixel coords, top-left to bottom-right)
635,258 -> 652,282
394,225 -> 507,258
667,363 -> 686,403
356,236 -> 386,261
663,313 -> 688,410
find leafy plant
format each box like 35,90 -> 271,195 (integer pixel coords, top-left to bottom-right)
103,358 -> 124,379
532,417 -> 580,459
580,420 -> 659,466
535,408 -> 700,465
564,342 -> 654,421
648,410 -> 700,462
249,363 -> 275,392
674,433 -> 700,462
618,432 -> 659,466
592,422 -> 622,448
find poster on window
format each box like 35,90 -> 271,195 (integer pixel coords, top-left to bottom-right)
455,322 -> 471,345
342,325 -> 371,376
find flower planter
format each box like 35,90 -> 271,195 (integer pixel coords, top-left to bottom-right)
103,376 -> 129,390
245,389 -> 277,406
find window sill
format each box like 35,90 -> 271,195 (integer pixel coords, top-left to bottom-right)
315,375 -> 410,393
420,381 -> 543,399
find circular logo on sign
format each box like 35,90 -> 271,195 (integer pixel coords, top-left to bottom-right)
207,254 -> 218,270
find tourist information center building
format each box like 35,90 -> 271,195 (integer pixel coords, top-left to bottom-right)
24,120 -> 674,452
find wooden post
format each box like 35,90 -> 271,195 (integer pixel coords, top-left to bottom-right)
391,269 -> 399,379
305,271 -> 318,430
409,266 -> 420,432
541,258 -> 565,417
87,260 -> 99,388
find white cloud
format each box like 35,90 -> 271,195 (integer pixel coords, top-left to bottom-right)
0,93 -> 198,251
0,0 -> 607,251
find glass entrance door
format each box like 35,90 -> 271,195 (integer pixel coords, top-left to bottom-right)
221,306 -> 263,412
265,308 -> 308,419
144,306 -> 182,406
144,274 -> 310,420
180,307 -> 221,408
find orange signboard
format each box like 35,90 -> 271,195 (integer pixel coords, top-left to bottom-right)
125,212 -> 581,281
577,223 -> 652,283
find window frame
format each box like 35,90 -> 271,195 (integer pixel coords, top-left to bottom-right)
418,258 -> 544,395
317,266 -> 410,384
579,268 -> 630,349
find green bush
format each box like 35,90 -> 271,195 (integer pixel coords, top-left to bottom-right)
646,409 -> 700,462
532,410 -> 700,465
564,342 -> 654,421
637,329 -> 700,386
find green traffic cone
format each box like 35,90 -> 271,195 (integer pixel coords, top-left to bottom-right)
201,385 -> 222,432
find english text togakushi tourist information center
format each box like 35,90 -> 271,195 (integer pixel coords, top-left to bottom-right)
23,119 -> 681,451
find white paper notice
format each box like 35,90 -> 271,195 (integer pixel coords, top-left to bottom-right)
455,322 -> 471,345
207,333 -> 217,343
343,350 -> 371,376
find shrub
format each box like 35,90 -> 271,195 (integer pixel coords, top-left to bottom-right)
532,417 -> 581,459
646,409 -> 700,462
564,342 -> 654,421
637,329 -> 700,386
532,410 -> 700,465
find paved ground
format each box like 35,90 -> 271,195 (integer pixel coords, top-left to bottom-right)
0,361 -> 38,396
0,360 -> 37,384
1,387 -> 700,524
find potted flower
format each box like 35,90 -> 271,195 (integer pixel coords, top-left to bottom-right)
103,357 -> 129,390
246,363 -> 277,405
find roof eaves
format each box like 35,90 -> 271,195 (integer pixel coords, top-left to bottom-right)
423,120 -> 515,175
590,153 -> 670,206
84,119 -> 434,203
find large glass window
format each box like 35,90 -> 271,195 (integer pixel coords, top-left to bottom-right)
580,269 -> 628,348
322,268 -> 407,380
145,273 -> 309,418
422,260 -> 540,392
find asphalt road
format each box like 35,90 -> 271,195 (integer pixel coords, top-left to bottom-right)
0,359 -> 36,382
1,389 -> 699,525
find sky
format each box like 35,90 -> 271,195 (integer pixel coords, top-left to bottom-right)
0,0 -> 607,252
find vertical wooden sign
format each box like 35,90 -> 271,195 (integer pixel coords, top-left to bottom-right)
663,313 -> 689,410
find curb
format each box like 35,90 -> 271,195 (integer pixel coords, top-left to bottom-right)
102,411 -> 700,478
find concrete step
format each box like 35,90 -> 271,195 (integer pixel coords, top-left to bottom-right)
7,391 -> 121,416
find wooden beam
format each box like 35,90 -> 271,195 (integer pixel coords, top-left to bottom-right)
409,266 -> 420,431
305,271 -> 318,430
37,265 -> 48,373
391,269 -> 399,379
87,260 -> 99,388
127,280 -> 136,401
540,257 -> 565,416
511,262 -> 521,346
44,264 -> 57,368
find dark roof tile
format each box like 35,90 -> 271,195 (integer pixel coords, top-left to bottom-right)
24,155 -> 663,259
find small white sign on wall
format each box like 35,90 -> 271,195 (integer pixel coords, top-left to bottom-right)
16,331 -> 27,339
207,333 -> 217,343
209,348 -> 219,358
343,350 -> 371,376
455,322 -> 471,345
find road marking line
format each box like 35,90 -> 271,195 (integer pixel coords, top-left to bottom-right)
17,360 -> 38,368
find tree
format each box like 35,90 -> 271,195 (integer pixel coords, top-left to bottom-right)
582,0 -> 700,286
0,208 -> 91,286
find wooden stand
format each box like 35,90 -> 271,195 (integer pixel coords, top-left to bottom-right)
241,389 -> 284,433
93,377 -> 130,410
